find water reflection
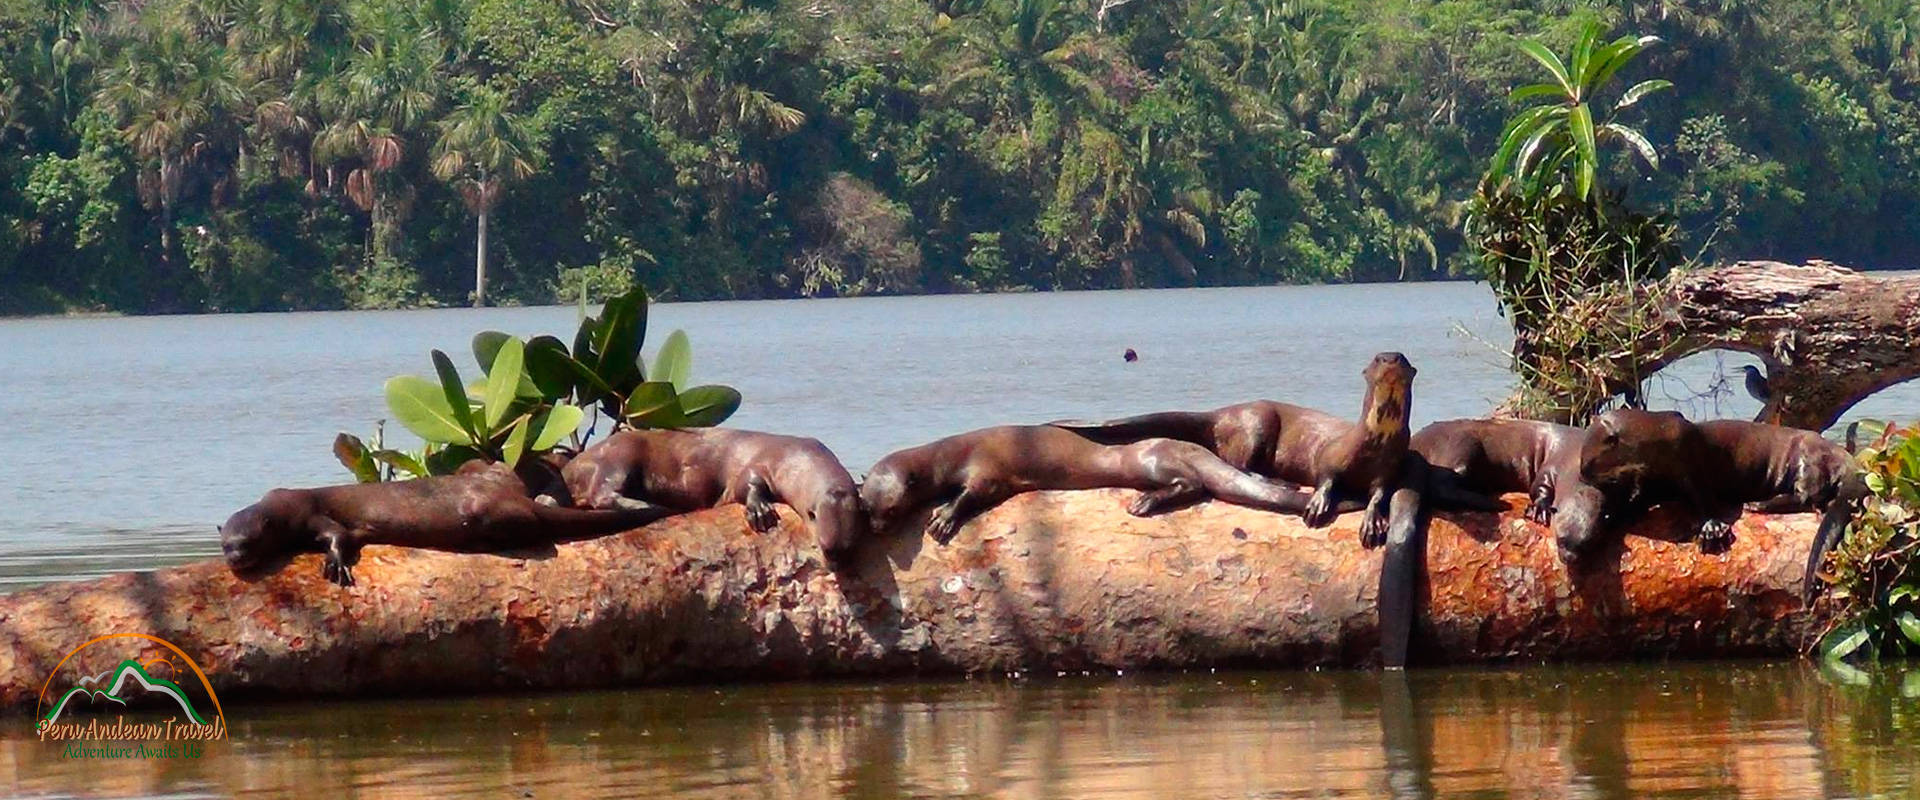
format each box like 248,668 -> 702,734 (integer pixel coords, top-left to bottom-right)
6,661 -> 1918,798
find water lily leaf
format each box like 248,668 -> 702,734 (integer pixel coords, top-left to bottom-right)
333,434 -> 380,483
531,405 -> 585,451
653,329 -> 692,392
430,350 -> 480,442
385,376 -> 471,444
483,337 -> 525,433
677,385 -> 741,427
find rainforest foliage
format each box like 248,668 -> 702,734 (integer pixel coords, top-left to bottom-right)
0,0 -> 1915,313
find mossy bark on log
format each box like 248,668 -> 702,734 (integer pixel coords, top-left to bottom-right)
0,490 -> 1834,710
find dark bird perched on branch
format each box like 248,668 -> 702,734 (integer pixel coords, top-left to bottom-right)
1742,364 -> 1770,403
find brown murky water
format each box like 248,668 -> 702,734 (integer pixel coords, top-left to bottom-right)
5,661 -> 1918,798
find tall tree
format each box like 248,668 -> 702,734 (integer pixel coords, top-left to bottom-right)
430,85 -> 538,306
94,22 -> 249,291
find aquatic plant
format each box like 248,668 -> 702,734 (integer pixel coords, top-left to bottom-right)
335,285 -> 741,480
1818,420 -> 1920,662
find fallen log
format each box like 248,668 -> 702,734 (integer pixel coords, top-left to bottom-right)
0,490 -> 1834,710
1504,259 -> 1920,429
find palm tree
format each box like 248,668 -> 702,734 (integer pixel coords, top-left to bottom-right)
1488,21 -> 1671,203
94,24 -> 249,270
431,86 -> 539,307
312,2 -> 442,264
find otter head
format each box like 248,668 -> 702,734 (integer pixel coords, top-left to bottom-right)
1551,484 -> 1608,564
810,485 -> 871,555
1578,409 -> 1685,494
219,494 -> 306,578
1360,352 -> 1416,433
859,455 -> 934,534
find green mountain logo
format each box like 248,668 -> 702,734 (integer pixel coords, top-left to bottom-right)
41,659 -> 210,725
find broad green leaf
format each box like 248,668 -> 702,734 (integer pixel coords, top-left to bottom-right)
1515,39 -> 1573,95
624,381 -> 687,427
483,336 -> 525,432
1585,35 -> 1645,91
333,433 -> 381,483
592,286 -> 649,392
1614,79 -> 1671,111
1822,621 -> 1871,662
1569,22 -> 1600,94
1601,123 -> 1659,170
1866,471 -> 1888,494
425,444 -> 486,476
473,331 -> 511,373
385,375 -> 472,444
370,449 -> 430,479
1507,83 -> 1565,104
502,416 -> 530,467
1514,116 -> 1565,179
1490,105 -> 1558,176
431,350 -> 480,443
531,405 -> 585,451
1899,611 -> 1920,647
677,385 -> 742,427
1569,104 -> 1597,200
654,329 -> 693,392
524,336 -> 576,401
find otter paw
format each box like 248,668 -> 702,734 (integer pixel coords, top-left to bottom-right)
746,503 -> 779,533
1302,495 -> 1336,528
1697,521 -> 1736,555
322,557 -> 354,588
1127,490 -> 1178,516
1524,503 -> 1554,526
926,512 -> 961,545
1359,513 -> 1388,550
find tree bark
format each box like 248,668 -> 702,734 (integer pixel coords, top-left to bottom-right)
473,207 -> 489,308
1508,260 -> 1920,430
0,490 -> 1833,710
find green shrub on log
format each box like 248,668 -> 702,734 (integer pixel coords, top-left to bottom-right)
334,285 -> 742,480
1820,421 -> 1920,661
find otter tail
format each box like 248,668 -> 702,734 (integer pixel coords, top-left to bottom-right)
1379,457 -> 1432,669
1184,450 -> 1320,514
1804,472 -> 1870,603
531,504 -> 678,543
1050,411 -> 1216,446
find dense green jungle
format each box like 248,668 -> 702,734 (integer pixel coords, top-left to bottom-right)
0,0 -> 1914,314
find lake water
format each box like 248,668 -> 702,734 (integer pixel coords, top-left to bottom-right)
7,281 -> 1916,591
5,282 -> 1920,798
6,662 -> 1920,798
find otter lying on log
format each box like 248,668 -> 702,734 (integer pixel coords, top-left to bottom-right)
1579,410 -> 1742,555
0,490 -> 1835,708
1052,352 -> 1421,548
1577,412 -> 1866,599
562,428 -> 868,556
1411,419 -> 1609,561
219,460 -> 671,587
860,425 -> 1322,544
